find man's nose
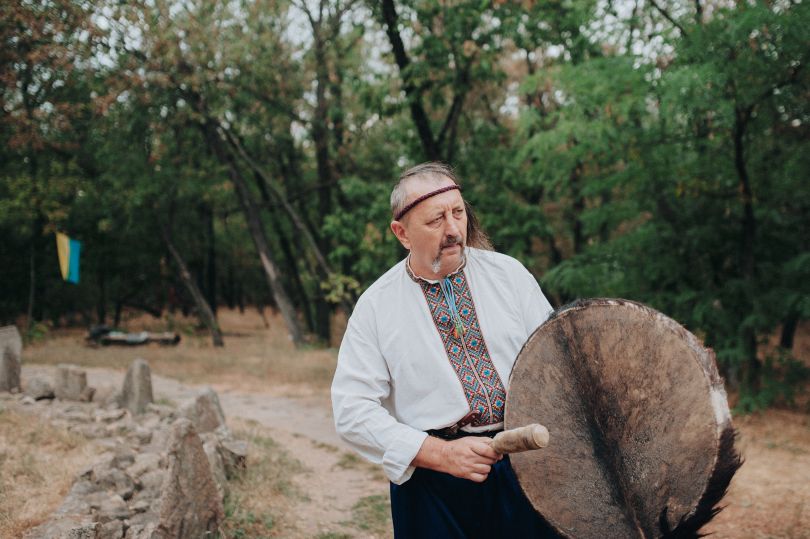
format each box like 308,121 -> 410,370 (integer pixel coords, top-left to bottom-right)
444,211 -> 461,237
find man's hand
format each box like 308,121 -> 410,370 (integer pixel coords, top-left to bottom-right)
412,436 -> 503,482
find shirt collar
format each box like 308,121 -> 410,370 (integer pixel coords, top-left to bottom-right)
405,252 -> 467,284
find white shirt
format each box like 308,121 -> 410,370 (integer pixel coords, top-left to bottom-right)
331,247 -> 554,484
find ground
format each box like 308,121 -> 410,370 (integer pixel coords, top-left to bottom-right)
2,308 -> 809,538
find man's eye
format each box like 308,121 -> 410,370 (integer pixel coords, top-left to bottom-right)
429,217 -> 442,226
453,209 -> 464,216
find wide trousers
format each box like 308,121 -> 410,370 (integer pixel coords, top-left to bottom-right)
389,456 -> 559,539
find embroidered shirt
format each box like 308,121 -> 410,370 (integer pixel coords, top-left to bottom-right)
331,248 -> 554,484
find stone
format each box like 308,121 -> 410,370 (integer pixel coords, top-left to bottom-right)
121,359 -> 153,415
96,468 -> 136,500
130,500 -> 150,514
98,519 -> 124,539
22,517 -> 99,539
69,423 -> 108,439
97,494 -> 130,523
137,469 -> 165,492
151,418 -> 224,539
95,408 -> 127,423
123,519 -> 157,538
126,453 -> 162,479
218,438 -> 248,479
111,447 -> 136,469
80,386 -> 96,402
129,426 -> 152,446
202,437 -> 228,499
54,364 -> 88,401
180,388 -> 225,433
24,376 -> 55,400
0,325 -> 22,392
20,395 -> 36,405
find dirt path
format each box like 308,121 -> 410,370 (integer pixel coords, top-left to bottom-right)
22,364 -> 392,538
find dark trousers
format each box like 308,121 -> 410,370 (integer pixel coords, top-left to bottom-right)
389,456 -> 558,539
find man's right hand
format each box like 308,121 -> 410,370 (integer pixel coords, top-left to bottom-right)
412,435 -> 502,482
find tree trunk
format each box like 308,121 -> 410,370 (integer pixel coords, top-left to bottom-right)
97,264 -> 107,325
27,244 -> 36,332
202,203 -> 217,314
779,312 -> 798,351
379,0 -> 440,160
202,121 -> 304,346
256,174 -> 317,333
161,224 -> 224,347
223,129 -> 356,314
734,105 -> 759,394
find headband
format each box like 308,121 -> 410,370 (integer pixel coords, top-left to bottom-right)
394,185 -> 462,221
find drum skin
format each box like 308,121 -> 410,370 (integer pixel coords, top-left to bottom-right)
505,299 -> 740,538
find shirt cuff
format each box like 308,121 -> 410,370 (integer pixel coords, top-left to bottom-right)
382,429 -> 429,485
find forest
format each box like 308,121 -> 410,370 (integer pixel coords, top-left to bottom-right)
1,0 -> 808,410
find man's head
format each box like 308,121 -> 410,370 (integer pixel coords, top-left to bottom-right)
390,163 -> 490,279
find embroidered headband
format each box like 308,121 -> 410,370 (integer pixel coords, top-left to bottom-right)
394,185 -> 462,221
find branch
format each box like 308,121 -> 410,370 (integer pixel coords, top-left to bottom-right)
379,0 -> 440,160
649,0 -> 687,37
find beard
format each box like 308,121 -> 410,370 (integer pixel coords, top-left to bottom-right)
431,234 -> 464,274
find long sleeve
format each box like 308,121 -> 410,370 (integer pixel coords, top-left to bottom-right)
331,295 -> 428,484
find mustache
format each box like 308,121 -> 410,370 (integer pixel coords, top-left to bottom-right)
441,235 -> 463,249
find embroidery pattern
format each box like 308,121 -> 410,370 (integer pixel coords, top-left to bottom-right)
419,271 -> 506,426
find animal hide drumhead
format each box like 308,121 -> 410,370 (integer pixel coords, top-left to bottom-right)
506,299 -> 740,538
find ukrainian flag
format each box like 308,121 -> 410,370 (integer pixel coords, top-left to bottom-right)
56,232 -> 81,284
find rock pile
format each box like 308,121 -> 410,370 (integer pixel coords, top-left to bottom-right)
1,356 -> 248,539
0,325 -> 22,392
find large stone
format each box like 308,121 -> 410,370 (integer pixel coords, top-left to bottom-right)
98,519 -> 124,539
180,388 -> 226,433
121,359 -> 153,414
218,438 -> 248,479
24,376 -> 55,400
23,517 -> 99,539
202,437 -> 228,500
55,364 -> 88,401
0,325 -> 22,392
151,418 -> 224,539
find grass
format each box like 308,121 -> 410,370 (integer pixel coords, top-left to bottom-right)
219,418 -> 309,538
23,309 -> 339,393
0,405 -> 102,538
350,494 -> 392,536
334,452 -> 363,470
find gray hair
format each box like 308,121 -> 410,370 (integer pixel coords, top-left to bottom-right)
390,162 -> 492,250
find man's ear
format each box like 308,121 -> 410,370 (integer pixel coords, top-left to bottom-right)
390,220 -> 411,250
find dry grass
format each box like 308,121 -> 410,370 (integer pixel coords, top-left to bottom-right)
24,309 -> 338,394
0,404 -> 102,538
221,418 -> 309,538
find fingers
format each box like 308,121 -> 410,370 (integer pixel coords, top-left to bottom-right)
468,439 -> 500,461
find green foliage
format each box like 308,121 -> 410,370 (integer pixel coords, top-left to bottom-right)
0,0 -> 806,406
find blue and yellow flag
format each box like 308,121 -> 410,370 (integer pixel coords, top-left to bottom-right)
56,232 -> 81,284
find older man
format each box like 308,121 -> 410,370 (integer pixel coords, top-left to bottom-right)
332,163 -> 557,537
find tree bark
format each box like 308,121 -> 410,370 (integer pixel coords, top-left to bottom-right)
202,121 -> 305,346
733,105 -> 759,394
202,203 -> 217,314
379,0 -> 440,160
160,223 -> 224,347
254,171 -> 317,333
223,128 -> 356,314
779,312 -> 798,351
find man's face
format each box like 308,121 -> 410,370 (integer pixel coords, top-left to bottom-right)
390,177 -> 467,278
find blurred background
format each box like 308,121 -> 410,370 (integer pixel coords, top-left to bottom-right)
1,0 -> 808,412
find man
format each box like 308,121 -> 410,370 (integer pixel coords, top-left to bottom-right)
332,163 -> 557,537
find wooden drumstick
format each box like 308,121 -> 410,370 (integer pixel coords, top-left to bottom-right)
489,424 -> 549,454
